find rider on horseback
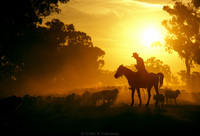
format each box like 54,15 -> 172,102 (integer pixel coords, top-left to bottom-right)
132,52 -> 148,86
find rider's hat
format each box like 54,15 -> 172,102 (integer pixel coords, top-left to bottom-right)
132,52 -> 139,57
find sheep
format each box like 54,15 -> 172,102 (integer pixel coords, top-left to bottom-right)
90,89 -> 119,106
153,94 -> 164,108
100,89 -> 119,105
81,91 -> 92,105
164,89 -> 181,105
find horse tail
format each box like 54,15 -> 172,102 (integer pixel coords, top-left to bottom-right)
156,73 -> 164,88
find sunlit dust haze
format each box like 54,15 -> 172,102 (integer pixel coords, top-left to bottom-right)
44,0 -> 199,73
1,1 -> 200,134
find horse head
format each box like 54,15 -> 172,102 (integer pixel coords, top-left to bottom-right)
114,65 -> 124,78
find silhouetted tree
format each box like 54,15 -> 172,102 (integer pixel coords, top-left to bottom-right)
0,0 -> 106,92
145,57 -> 163,72
192,0 -> 200,8
161,1 -> 200,86
0,0 -> 69,81
145,57 -> 172,85
13,19 -> 105,89
177,70 -> 187,86
162,64 -> 172,86
0,56 -> 21,81
191,71 -> 200,92
171,75 -> 180,87
52,20 -> 105,86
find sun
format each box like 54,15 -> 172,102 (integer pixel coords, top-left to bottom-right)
142,27 -> 162,46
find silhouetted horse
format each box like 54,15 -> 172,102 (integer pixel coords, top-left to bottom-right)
114,65 -> 164,106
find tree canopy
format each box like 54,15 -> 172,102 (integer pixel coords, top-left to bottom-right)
0,0 -> 69,81
145,57 -> 172,85
0,0 -> 106,92
161,1 -> 200,86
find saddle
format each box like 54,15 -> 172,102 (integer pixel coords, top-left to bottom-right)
135,70 -> 149,87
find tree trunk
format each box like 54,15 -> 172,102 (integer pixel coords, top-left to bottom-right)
185,57 -> 191,87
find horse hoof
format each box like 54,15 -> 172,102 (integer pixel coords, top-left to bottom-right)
131,103 -> 135,107
139,104 -> 142,107
145,104 -> 149,107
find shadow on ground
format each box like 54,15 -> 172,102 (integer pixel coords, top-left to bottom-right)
1,102 -> 199,135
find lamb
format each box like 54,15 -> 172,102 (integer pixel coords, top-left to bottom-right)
164,89 -> 181,105
153,94 -> 164,108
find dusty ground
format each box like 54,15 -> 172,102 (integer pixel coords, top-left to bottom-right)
1,103 -> 199,135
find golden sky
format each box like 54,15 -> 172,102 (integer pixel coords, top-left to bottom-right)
45,0 -> 200,73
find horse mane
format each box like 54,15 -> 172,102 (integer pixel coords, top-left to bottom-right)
121,65 -> 136,76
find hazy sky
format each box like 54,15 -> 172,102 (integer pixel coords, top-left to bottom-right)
45,0 -> 200,73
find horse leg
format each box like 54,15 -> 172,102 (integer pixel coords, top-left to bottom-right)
137,88 -> 142,106
145,87 -> 151,107
131,88 -> 135,106
154,84 -> 159,94
153,84 -> 160,107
